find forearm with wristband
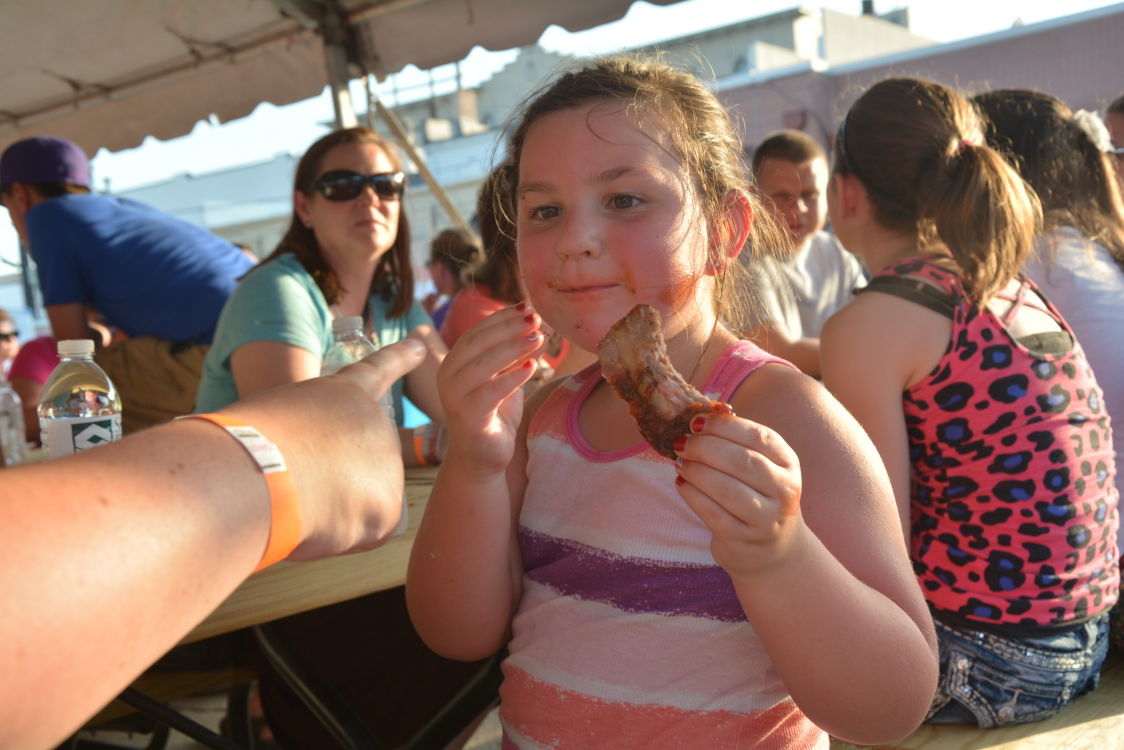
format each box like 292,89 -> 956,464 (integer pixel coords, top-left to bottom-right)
178,413 -> 301,572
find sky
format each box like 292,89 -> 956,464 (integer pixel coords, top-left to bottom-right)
1,0 -> 1121,267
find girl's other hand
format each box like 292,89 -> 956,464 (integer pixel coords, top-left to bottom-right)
437,303 -> 544,476
673,413 -> 805,579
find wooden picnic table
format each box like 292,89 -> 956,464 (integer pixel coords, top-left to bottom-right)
183,465 -> 438,644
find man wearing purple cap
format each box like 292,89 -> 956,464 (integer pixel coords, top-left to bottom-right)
0,136 -> 254,433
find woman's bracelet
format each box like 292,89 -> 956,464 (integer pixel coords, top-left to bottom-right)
412,431 -> 430,467
178,413 -> 301,572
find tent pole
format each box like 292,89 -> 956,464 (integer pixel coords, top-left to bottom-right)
367,82 -> 475,240
320,3 -> 358,129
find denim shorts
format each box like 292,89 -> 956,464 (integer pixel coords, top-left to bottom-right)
925,614 -> 1110,728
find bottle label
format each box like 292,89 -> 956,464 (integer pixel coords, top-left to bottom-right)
43,414 -> 122,458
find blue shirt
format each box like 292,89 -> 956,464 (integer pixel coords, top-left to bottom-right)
26,193 -> 254,344
194,253 -> 432,424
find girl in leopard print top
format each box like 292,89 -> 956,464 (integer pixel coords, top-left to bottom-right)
820,77 -> 1118,729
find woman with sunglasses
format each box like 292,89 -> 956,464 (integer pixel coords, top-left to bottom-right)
819,78 -> 1117,728
195,126 -> 445,424
193,127 -> 485,747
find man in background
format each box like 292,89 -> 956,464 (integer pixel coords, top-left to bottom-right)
745,129 -> 866,377
0,136 -> 254,432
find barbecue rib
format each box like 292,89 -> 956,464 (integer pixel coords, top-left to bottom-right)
598,304 -> 733,459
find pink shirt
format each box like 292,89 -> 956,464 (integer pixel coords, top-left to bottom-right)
439,285 -> 505,348
8,336 -> 58,386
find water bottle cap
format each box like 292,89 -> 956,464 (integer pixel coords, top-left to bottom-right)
331,316 -> 364,335
57,339 -> 95,357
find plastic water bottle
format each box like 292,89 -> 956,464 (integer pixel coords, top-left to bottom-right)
37,339 -> 122,459
321,316 -> 406,533
0,380 -> 27,466
321,316 -> 378,374
321,316 -> 396,423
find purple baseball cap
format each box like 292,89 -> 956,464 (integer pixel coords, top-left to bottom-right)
0,136 -> 90,189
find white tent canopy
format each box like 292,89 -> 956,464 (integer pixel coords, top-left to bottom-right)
0,0 -> 680,155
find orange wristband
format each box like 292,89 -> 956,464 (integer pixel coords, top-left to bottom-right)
179,413 -> 301,572
413,432 -> 429,466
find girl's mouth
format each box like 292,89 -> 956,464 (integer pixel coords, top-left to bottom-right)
559,283 -> 617,294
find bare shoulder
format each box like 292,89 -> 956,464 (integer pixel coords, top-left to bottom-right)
731,363 -> 869,464
731,363 -> 897,518
732,361 -> 910,579
822,286 -> 931,342
822,288 -> 950,390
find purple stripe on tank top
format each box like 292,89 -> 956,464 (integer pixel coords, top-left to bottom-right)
520,527 -> 745,622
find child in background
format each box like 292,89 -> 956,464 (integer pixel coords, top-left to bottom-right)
820,78 -> 1118,727
407,56 -> 937,748
423,227 -> 481,331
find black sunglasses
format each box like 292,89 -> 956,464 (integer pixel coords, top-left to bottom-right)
0,332 -> 17,342
313,170 -> 406,202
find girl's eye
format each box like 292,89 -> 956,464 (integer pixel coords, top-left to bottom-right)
607,194 -> 641,210
529,205 -> 560,221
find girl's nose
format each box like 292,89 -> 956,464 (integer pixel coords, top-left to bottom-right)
555,212 -> 601,259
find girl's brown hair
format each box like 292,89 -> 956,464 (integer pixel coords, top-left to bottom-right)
500,54 -> 784,330
834,77 -> 1041,303
974,88 -> 1124,272
472,162 -> 523,305
263,127 -> 415,317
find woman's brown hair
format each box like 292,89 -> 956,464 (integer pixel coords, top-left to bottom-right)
499,54 -> 785,330
834,77 -> 1041,303
428,227 -> 481,290
974,88 -> 1124,272
263,127 -> 415,317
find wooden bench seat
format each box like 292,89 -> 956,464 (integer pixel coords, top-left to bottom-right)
831,649 -> 1123,750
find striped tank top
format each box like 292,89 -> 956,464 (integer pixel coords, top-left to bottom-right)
499,340 -> 825,749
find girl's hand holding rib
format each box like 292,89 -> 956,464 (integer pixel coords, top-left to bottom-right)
673,412 -> 806,579
436,303 -> 545,477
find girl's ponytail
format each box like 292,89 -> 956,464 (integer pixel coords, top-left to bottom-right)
838,77 -> 1041,303
916,138 -> 1041,302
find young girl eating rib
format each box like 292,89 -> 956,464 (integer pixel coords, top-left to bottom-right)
407,56 -> 938,748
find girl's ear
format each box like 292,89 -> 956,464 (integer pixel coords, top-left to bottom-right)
832,173 -> 868,221
707,189 -> 753,274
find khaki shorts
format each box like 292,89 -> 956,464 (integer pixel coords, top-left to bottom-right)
95,336 -> 208,434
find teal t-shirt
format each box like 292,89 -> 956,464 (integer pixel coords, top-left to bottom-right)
194,253 -> 431,423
